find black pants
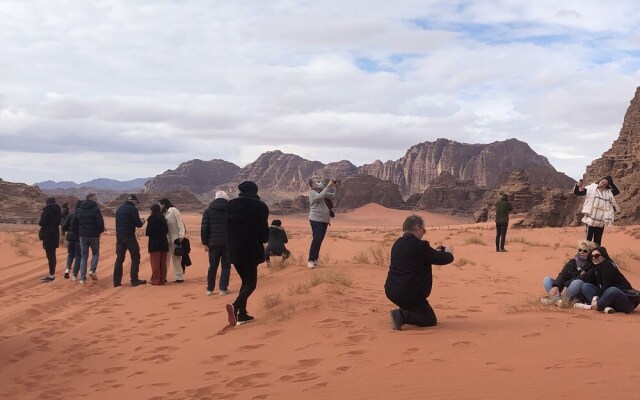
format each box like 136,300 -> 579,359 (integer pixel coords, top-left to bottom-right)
232,263 -> 258,315
309,220 -> 329,262
495,223 -> 508,251
265,245 -> 291,263
586,225 -> 604,245
44,246 -> 57,275
113,235 -> 141,285
393,297 -> 437,327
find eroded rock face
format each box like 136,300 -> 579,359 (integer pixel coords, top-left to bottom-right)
144,159 -> 240,195
359,138 -> 574,195
516,190 -> 583,228
414,172 -> 487,217
335,175 -> 405,210
482,169 -> 547,221
0,179 -> 78,220
580,86 -> 640,224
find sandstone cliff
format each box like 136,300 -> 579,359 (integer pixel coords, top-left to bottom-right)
144,159 -> 239,195
359,138 -> 574,195
335,175 -> 405,210
413,172 -> 487,217
580,86 -> 640,223
0,179 -> 79,221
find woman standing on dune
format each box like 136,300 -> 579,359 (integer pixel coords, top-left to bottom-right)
146,204 -> 169,285
39,197 -> 62,283
159,198 -> 186,283
574,176 -> 620,245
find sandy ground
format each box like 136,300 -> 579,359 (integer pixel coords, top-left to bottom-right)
2,203 -> 640,400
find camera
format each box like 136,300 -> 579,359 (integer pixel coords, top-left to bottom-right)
330,179 -> 341,187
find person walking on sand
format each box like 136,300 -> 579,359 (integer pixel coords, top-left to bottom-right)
146,204 -> 169,285
113,195 -> 147,288
201,191 -> 232,296
264,219 -> 291,267
225,181 -> 269,327
61,200 -> 83,279
495,194 -> 512,252
385,215 -> 454,330
574,176 -> 620,245
71,193 -> 104,284
159,198 -> 186,283
39,197 -> 62,283
307,176 -> 337,269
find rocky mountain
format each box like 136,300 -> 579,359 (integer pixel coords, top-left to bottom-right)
579,86 -> 640,224
412,172 -> 487,217
0,179 -> 78,221
358,138 -> 575,195
103,190 -> 206,217
41,188 -> 123,204
335,175 -> 405,210
144,159 -> 240,195
37,178 -> 149,191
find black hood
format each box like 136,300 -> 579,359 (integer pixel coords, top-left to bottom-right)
209,197 -> 228,211
80,199 -> 98,209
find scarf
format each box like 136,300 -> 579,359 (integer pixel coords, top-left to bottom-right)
575,253 -> 588,271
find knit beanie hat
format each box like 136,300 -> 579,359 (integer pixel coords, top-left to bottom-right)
238,181 -> 258,195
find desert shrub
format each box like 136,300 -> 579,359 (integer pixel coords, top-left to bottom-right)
352,251 -> 370,264
324,284 -> 346,295
308,270 -> 353,287
262,293 -> 281,309
288,281 -> 312,295
464,237 -> 486,246
510,237 -> 551,247
453,257 -> 476,267
369,245 -> 390,266
15,248 -> 29,256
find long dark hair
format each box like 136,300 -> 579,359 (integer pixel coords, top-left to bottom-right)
150,204 -> 162,218
590,246 -> 614,264
158,198 -> 174,214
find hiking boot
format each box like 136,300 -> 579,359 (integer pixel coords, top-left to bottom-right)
131,279 -> 147,287
42,275 -> 55,283
237,312 -> 255,326
225,304 -> 237,326
89,271 -> 98,281
390,309 -> 403,331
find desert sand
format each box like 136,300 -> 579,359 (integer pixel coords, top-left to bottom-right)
2,203 -> 640,400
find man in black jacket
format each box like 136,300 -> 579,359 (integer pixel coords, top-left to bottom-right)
225,181 -> 269,326
113,194 -> 146,287
72,193 -> 105,284
384,215 -> 454,330
39,197 -> 62,282
201,191 -> 232,296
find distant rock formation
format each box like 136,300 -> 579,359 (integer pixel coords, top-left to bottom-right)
516,190 -> 582,228
37,178 -> 149,191
0,179 -> 78,220
413,172 -> 487,217
313,160 -> 358,182
358,138 -> 574,195
580,86 -> 640,224
144,159 -> 240,195
481,169 -> 547,221
104,190 -> 205,217
336,175 -> 405,210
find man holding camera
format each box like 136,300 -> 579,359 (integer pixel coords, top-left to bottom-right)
385,215 -> 454,330
307,176 -> 337,269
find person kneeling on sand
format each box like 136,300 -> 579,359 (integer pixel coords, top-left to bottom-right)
579,246 -> 640,314
264,219 -> 291,267
541,240 -> 597,304
385,215 -> 454,330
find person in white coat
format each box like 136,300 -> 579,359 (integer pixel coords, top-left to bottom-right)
574,175 -> 620,245
159,198 -> 186,283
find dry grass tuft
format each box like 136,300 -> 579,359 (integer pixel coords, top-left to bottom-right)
352,251 -> 370,264
611,249 -> 640,272
308,270 -> 353,287
288,281 -> 313,295
510,236 -> 552,247
502,295 -> 581,314
262,293 -> 282,309
453,257 -> 476,267
464,237 -> 487,246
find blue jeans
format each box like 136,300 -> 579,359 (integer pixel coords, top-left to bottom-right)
66,240 -> 81,275
308,220 -> 329,262
581,283 -> 637,313
207,247 -> 231,291
80,237 -> 100,280
543,276 -> 584,299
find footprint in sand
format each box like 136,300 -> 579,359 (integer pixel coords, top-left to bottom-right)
335,366 -> 351,372
143,354 -> 172,364
452,341 -> 472,347
236,344 -> 265,351
404,347 -> 419,354
523,332 -> 541,338
446,315 -> 468,319
154,333 -> 177,340
297,358 -> 323,367
263,329 -> 283,339
103,366 -> 127,374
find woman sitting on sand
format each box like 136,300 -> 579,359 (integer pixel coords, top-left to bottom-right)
580,246 -> 640,314
542,240 -> 597,301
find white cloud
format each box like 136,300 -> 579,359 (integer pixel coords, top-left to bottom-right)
1,0 -> 639,184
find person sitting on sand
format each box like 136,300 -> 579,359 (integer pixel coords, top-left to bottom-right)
542,240 -> 597,302
580,246 -> 640,314
574,176 -> 620,245
385,214 -> 454,330
264,219 -> 291,267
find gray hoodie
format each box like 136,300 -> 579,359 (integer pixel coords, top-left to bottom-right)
309,187 -> 336,223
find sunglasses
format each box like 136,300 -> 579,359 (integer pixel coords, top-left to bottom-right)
592,254 -> 602,259
577,249 -> 589,253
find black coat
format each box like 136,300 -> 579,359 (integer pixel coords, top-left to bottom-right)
62,211 -> 80,243
266,225 -> 288,253
39,203 -> 62,249
551,258 -> 593,290
146,214 -> 169,252
385,233 -> 454,304
72,199 -> 105,238
200,198 -> 228,249
582,260 -> 633,294
115,201 -> 144,236
226,193 -> 269,266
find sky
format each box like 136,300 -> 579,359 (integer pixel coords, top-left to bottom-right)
2,0 -> 640,185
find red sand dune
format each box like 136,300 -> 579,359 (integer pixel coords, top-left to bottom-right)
1,203 -> 640,399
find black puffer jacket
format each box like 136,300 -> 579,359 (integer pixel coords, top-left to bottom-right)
62,211 -> 80,243
265,225 -> 288,253
201,198 -> 228,249
227,193 -> 269,266
551,258 -> 593,290
115,200 -> 144,236
72,199 -> 105,238
39,203 -> 62,249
